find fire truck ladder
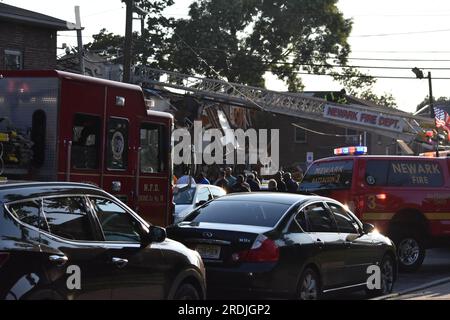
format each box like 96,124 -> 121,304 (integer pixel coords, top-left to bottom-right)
132,66 -> 433,143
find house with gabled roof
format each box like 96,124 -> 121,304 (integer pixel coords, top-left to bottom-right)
0,3 -> 75,70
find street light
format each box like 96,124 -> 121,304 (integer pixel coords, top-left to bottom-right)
412,67 -> 439,156
411,67 -> 434,118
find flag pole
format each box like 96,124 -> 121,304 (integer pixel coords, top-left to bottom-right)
428,72 -> 439,157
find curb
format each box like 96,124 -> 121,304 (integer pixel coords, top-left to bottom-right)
371,276 -> 450,300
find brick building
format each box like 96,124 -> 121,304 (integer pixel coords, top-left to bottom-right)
0,3 -> 74,70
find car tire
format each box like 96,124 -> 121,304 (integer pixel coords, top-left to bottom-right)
392,231 -> 425,272
297,268 -> 321,300
173,283 -> 201,300
366,254 -> 396,298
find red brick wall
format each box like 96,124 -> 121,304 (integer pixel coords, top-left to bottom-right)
0,21 -> 57,70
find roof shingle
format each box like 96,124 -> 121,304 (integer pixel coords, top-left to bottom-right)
0,3 -> 75,30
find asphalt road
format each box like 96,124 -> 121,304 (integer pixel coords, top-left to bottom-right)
334,248 -> 450,300
208,248 -> 450,300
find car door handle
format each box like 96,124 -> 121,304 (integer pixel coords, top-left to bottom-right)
112,257 -> 128,269
49,255 -> 68,267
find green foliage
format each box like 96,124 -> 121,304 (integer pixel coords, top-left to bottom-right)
330,67 -> 397,108
416,96 -> 450,112
85,0 -> 174,65
162,0 -> 352,88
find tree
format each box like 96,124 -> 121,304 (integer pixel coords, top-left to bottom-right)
416,96 -> 450,112
162,0 -> 352,89
330,67 -> 397,108
84,0 -> 174,65
84,28 -> 126,56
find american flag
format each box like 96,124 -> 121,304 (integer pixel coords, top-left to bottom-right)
434,106 -> 450,140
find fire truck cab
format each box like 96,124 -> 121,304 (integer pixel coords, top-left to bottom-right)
300,148 -> 450,272
0,70 -> 173,226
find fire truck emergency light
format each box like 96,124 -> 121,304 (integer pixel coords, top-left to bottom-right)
334,146 -> 368,156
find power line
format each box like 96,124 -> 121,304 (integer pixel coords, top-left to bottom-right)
291,123 -> 355,138
291,71 -> 450,80
84,8 -> 124,18
348,57 -> 450,62
271,61 -> 450,71
352,50 -> 450,54
351,28 -> 450,38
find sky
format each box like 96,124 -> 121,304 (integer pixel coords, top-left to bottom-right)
2,0 -> 450,113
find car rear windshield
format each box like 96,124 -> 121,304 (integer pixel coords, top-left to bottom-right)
300,160 -> 354,191
183,200 -> 290,227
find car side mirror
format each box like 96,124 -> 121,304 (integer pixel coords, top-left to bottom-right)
195,200 -> 207,208
141,226 -> 166,246
362,223 -> 375,234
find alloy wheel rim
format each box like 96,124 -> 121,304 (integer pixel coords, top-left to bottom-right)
398,238 -> 420,266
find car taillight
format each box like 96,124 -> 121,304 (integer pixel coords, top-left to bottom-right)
0,252 -> 10,268
234,235 -> 279,263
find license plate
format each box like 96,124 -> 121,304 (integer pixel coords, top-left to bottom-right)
195,244 -> 221,259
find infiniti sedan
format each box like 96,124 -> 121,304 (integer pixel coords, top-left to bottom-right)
0,182 -> 206,300
167,193 -> 397,300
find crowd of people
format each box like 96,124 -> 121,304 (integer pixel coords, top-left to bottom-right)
176,167 -> 303,194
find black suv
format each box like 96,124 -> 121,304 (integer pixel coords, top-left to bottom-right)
0,182 -> 206,300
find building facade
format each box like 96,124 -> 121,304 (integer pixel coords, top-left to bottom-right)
0,3 -> 74,70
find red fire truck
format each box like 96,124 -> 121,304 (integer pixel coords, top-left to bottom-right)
300,147 -> 450,272
0,70 -> 173,226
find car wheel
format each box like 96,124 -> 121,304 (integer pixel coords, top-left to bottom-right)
393,232 -> 425,272
297,268 -> 321,300
173,283 -> 200,300
366,254 -> 395,298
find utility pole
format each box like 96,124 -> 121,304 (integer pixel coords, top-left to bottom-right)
74,6 -> 84,75
427,72 -> 434,118
123,0 -> 134,83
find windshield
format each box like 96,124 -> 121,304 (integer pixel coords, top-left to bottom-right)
184,200 -> 290,227
300,160 -> 354,191
173,187 -> 196,205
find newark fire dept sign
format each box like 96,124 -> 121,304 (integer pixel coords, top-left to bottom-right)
323,105 -> 405,133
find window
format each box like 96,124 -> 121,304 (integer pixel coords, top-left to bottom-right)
365,160 -> 389,186
173,187 -> 196,205
184,200 -> 290,228
345,128 -> 361,145
43,197 -> 95,241
4,50 -> 22,70
196,187 -> 212,204
303,203 -> 337,233
8,200 -> 48,231
294,211 -> 308,232
140,123 -> 165,173
72,114 -> 101,169
300,160 -> 354,192
107,118 -> 129,170
294,127 -> 307,143
327,202 -> 359,234
387,161 -> 444,187
90,198 -> 141,243
209,187 -> 226,199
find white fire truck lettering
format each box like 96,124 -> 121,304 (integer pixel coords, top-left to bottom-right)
417,164 -> 426,174
432,164 -> 441,174
406,163 -> 417,174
